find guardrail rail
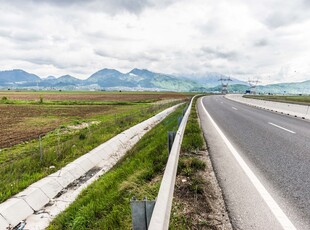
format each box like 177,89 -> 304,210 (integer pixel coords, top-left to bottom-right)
148,96 -> 196,230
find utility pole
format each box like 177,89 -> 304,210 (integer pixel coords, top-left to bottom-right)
248,79 -> 260,94
218,77 -> 232,94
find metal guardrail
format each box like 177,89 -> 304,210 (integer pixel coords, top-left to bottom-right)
148,96 -> 196,230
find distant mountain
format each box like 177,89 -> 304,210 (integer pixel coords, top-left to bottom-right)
206,81 -> 310,94
257,80 -> 310,94
84,68 -> 202,91
0,68 -> 308,93
0,69 -> 40,85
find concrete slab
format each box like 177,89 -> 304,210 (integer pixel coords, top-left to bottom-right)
106,139 -> 121,152
0,198 -> 33,227
85,151 -> 103,166
63,163 -> 86,180
30,178 -> 63,199
48,169 -> 75,188
15,187 -> 49,211
73,157 -> 95,172
0,214 -> 9,230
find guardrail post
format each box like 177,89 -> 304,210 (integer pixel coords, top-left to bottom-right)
130,197 -> 156,230
168,131 -> 176,154
178,116 -> 183,127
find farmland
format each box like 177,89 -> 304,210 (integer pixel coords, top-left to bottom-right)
0,91 -> 191,203
0,91 -> 188,103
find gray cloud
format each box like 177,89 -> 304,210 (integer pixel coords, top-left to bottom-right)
0,0 -> 176,15
200,47 -> 238,60
254,39 -> 269,47
0,0 -> 309,83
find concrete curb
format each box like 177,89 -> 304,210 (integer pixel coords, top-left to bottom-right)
226,94 -> 310,120
0,103 -> 181,229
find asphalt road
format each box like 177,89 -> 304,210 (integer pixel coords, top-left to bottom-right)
198,95 -> 310,230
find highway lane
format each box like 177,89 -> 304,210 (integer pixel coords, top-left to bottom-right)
198,95 -> 310,230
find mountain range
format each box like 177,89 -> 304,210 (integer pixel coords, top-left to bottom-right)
0,68 -> 309,94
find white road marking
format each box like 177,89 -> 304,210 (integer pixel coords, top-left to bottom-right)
221,102 -> 223,104
200,98 -> 296,230
232,107 -> 238,110
268,122 -> 296,134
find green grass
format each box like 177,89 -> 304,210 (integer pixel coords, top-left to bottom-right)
181,97 -> 204,152
243,95 -> 310,105
0,101 -> 181,203
48,104 -> 185,230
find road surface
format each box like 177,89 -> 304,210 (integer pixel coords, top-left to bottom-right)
198,95 -> 310,230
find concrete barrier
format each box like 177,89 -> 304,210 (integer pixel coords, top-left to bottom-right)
0,215 -> 8,230
30,177 -> 63,199
226,94 -> 310,120
16,187 -> 49,211
63,163 -> 86,180
0,198 -> 33,227
73,157 -> 96,172
48,169 -> 76,188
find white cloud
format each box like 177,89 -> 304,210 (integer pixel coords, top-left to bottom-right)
0,0 -> 309,83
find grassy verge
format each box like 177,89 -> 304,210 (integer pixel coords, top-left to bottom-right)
243,95 -> 310,105
48,104 -> 185,229
0,101 -> 182,203
169,97 -> 211,229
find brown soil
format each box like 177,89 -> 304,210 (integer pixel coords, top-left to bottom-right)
0,104 -> 113,148
0,92 -> 189,102
172,150 -> 232,230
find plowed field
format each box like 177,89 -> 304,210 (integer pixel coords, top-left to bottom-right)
0,104 -> 113,148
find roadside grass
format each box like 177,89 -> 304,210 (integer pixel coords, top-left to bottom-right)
243,95 -> 310,105
48,104 -> 185,230
181,97 -> 204,153
0,100 -> 183,203
169,96 -> 209,229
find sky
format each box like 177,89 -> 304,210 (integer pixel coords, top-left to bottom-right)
0,0 -> 309,84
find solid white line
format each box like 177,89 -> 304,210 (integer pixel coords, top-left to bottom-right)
232,107 -> 238,110
200,98 -> 296,230
268,122 -> 296,134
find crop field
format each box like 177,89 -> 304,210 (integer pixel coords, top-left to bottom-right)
0,91 -> 188,102
0,91 -> 191,203
0,91 -> 190,148
0,104 -> 115,148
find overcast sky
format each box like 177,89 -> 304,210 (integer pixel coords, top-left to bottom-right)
0,0 -> 309,83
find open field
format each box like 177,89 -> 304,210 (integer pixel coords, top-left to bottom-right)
0,91 -> 191,103
0,104 -> 114,148
0,91 -> 190,203
243,95 -> 310,105
0,91 -> 190,148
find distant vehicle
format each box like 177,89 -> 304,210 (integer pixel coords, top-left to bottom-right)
245,90 -> 251,94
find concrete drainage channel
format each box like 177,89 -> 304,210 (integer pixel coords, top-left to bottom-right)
226,94 -> 310,120
0,103 -> 182,230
